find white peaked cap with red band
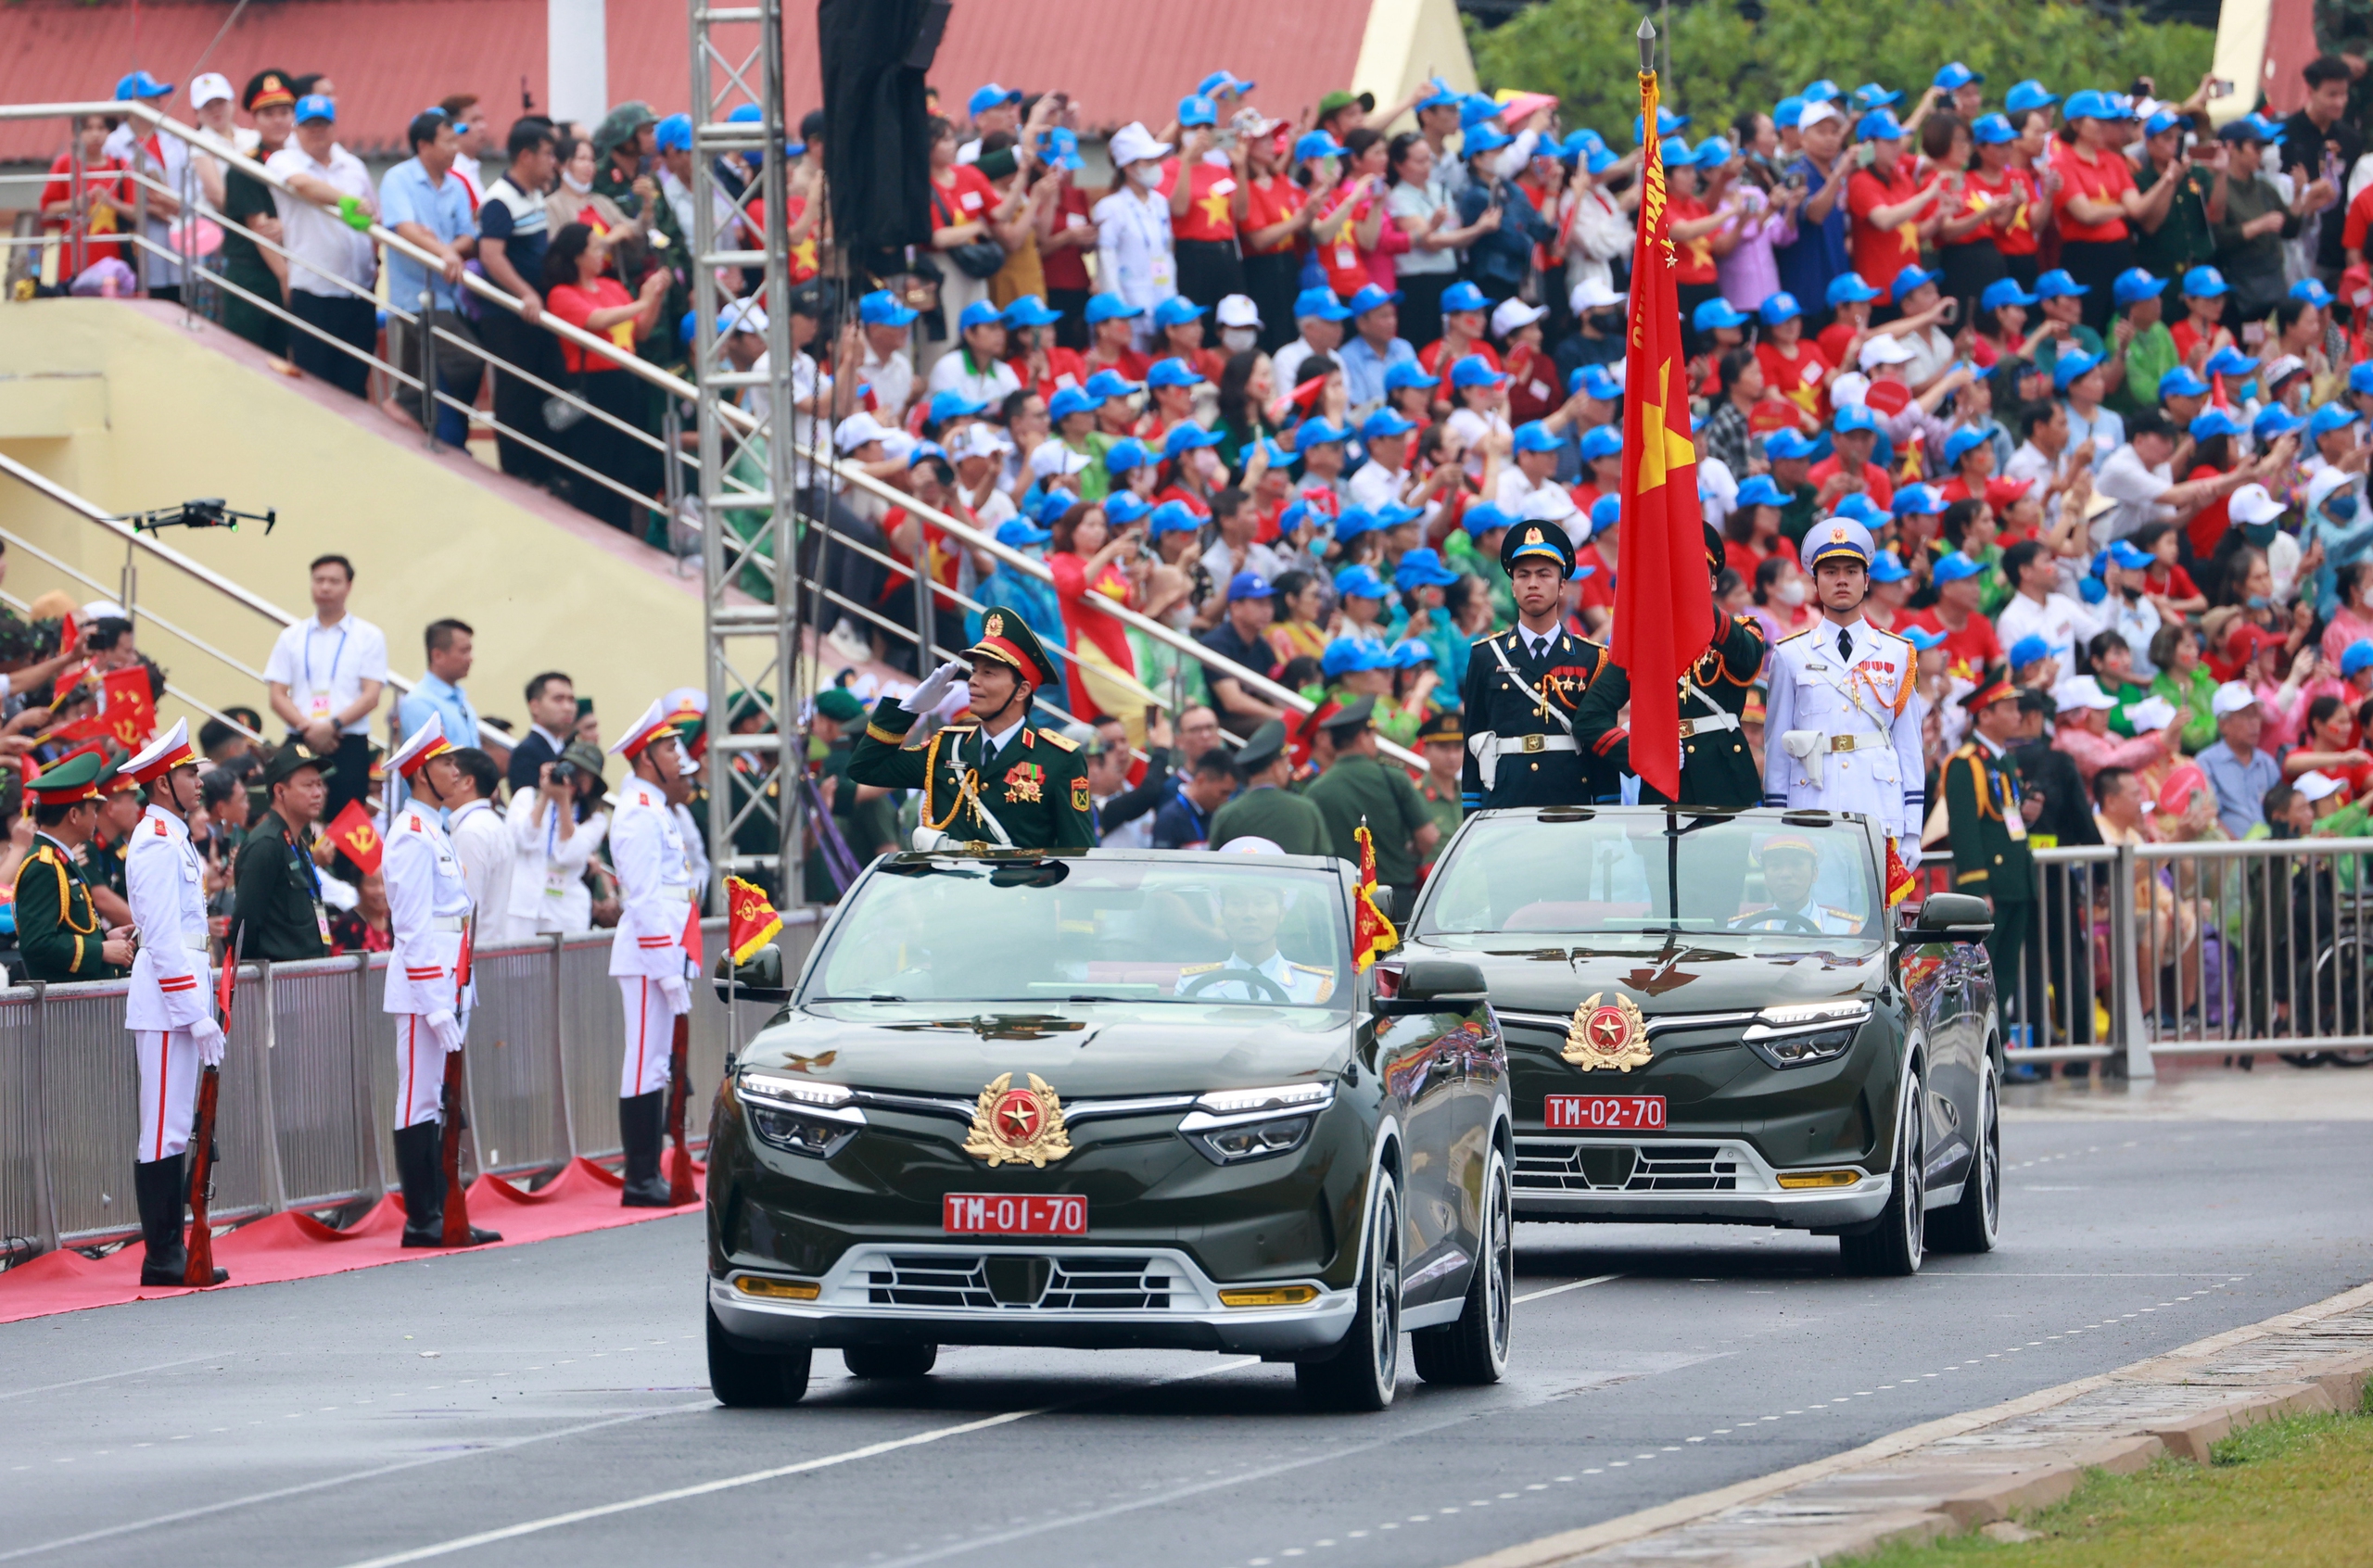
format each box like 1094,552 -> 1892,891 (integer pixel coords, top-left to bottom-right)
609,697 -> 680,760
125,717 -> 200,784
387,712 -> 452,778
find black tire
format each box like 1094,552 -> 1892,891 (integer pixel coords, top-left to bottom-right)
1413,1146 -> 1512,1386
843,1343 -> 938,1378
706,1305 -> 813,1408
1297,1172 -> 1402,1412
1930,1060 -> 1999,1254
1840,1069 -> 1925,1277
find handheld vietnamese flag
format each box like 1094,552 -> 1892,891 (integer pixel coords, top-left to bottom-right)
324,798 -> 383,874
1351,818 -> 1399,973
679,897 -> 704,971
101,666 -> 158,750
726,875 -> 784,963
1612,21 -> 1716,803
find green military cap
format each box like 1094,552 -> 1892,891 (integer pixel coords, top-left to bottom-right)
257,745 -> 333,790
1233,718 -> 1290,773
813,687 -> 867,725
27,750 -> 106,805
966,606 -> 1062,690
95,758 -> 136,796
1319,693 -> 1377,734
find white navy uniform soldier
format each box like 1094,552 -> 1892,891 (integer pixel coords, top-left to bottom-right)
1732,831 -> 1865,935
381,714 -> 500,1246
1761,520 -> 1924,865
607,698 -> 699,1208
1172,878 -> 1338,1004
120,718 -> 230,1285
659,688 -> 713,893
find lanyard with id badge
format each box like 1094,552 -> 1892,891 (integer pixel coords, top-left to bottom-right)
306,624 -> 349,728
287,827 -> 332,945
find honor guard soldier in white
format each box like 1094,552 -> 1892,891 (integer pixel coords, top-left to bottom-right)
608,698 -> 699,1208
383,714 -> 500,1246
1761,519 -> 1925,864
121,719 -> 230,1285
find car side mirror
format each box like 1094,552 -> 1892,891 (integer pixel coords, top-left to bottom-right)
1908,892 -> 1992,942
1374,958 -> 1490,1016
713,942 -> 792,1004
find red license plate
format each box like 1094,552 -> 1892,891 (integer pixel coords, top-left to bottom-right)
1544,1094 -> 1667,1131
942,1194 -> 1087,1236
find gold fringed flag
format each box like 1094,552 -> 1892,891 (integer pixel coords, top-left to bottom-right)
1884,839 -> 1918,908
727,875 -> 783,964
1351,819 -> 1399,973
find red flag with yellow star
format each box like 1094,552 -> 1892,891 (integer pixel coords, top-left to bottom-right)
1613,64 -> 1716,802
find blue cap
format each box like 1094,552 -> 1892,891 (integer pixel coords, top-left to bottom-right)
1047,386 -> 1097,422
2221,113 -> 2286,145
2008,634 -> 2052,669
2291,277 -> 2337,309
1759,291 -> 1805,326
2051,349 -> 2103,389
863,286 -> 916,324
1153,296 -> 1207,328
2113,267 -> 2169,307
1891,265 -> 1940,302
1589,493 -> 1625,533
1658,134 -> 1694,167
2035,268 -> 2089,299
1800,78 -> 1842,103
1693,297 -> 1751,332
1513,421 -> 1563,454
2252,405 -> 2303,439
1854,83 -> 1902,109
1462,94 -> 1508,131
1101,491 -> 1152,526
1980,278 -> 2038,312
654,113 -> 692,153
2107,538 -> 2155,570
2182,265 -> 2230,298
2203,346 -> 2260,377
1293,419 -> 1348,452
2061,89 -> 2111,122
2004,80 -> 2059,116
1373,500 -> 1426,531
1834,494 -> 1890,528
1570,364 -> 1623,401
2076,575 -> 2109,605
1463,501 -> 1514,537
1391,639 -> 1438,669
2187,408 -> 2243,440
1294,130 -> 1348,162
1293,286 -> 1352,322
957,298 -> 1006,334
1361,408 -> 1417,441
1414,76 -> 1461,113
1394,549 -> 1459,590
1343,284 -> 1402,316
2144,108 -> 2187,139
1440,280 -> 1491,316
1932,550 -> 1986,585
1384,360 -> 1437,392
1764,428 -> 1820,462
1834,404 -> 1883,436
1858,108 -> 1907,142
1774,95 -> 1808,129
294,93 -> 336,125
1084,369 -> 1142,401
1802,517 -> 1876,570
1161,422 -> 1221,458
1579,424 -> 1624,462
1003,293 -> 1064,328
1041,127 -> 1085,170
1892,483 -> 1948,517
1150,499 -> 1207,536
1332,508 -> 1377,542
2159,366 -> 2212,399
1199,70 -> 1257,98
1901,624 -> 1948,651
1177,94 -> 1219,128
1942,426 -> 1990,468
1321,636 -> 1390,677
2351,361 -> 2373,396
114,70 -> 173,100
1452,353 -> 1509,389
1333,565 -> 1388,601
1145,357 -> 1205,389
1102,437 -> 1151,474
1870,550 -> 1914,584
1691,136 -> 1734,170
996,518 -> 1054,550
1633,106 -> 1692,144
1258,436 -> 1294,468
2310,403 -> 2363,436
1935,62 -> 1982,91
1826,272 -> 1883,307
967,82 -> 1022,118
1034,489 -> 1079,525
1084,293 -> 1144,324
1735,474 -> 1788,509
1969,112 -> 2018,146
929,389 -> 988,424
2341,639 -> 2373,678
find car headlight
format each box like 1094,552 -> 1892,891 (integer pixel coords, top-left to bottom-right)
1741,1001 -> 1872,1069
738,1069 -> 864,1157
1178,1082 -> 1335,1166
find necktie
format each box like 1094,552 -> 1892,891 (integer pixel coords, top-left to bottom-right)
1838,626 -> 1853,663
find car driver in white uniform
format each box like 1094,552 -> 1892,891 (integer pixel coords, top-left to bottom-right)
1732,832 -> 1865,935
1175,883 -> 1337,1004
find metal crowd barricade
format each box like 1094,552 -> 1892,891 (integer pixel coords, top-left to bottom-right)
0,915 -> 814,1261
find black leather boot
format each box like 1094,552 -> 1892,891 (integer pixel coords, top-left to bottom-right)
395,1122 -> 447,1247
134,1156 -> 192,1285
619,1092 -> 673,1208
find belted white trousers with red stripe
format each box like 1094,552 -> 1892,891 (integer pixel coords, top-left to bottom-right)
394,1013 -> 447,1130
618,977 -> 676,1097
134,1028 -> 200,1162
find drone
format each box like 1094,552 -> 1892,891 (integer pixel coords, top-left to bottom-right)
116,499 -> 277,536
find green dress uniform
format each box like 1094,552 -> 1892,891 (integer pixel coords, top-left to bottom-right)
1573,610 -> 1768,808
15,835 -> 123,981
1304,699 -> 1433,913
1210,786 -> 1330,855
1942,721 -> 2035,1018
844,607 -> 1095,853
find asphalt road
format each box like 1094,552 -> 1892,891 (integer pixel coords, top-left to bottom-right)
5,1095 -> 2370,1568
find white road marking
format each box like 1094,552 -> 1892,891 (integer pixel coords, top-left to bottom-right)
0,1351 -> 235,1403
1515,1273 -> 1623,1304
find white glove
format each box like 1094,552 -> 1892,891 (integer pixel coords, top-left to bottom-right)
931,686 -> 974,723
425,1009 -> 465,1055
1897,838 -> 1923,871
899,660 -> 968,715
190,1016 -> 226,1068
659,975 -> 692,1016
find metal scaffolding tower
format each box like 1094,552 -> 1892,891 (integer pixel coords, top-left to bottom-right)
687,0 -> 804,908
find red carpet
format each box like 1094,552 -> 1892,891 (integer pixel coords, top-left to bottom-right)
0,1157 -> 704,1324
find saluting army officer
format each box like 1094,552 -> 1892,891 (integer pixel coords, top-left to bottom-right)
607,699 -> 701,1208
847,607 -> 1094,852
119,720 -> 229,1286
1456,523 -> 1618,812
232,746 -> 334,962
13,752 -> 133,983
1761,520 -> 1925,863
1574,524 -> 1769,809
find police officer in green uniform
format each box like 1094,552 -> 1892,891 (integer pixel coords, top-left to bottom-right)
1304,696 -> 1439,917
846,607 -> 1095,852
1945,677 -> 2039,1032
1208,720 -> 1330,854
1456,521 -> 1619,812
1573,524 -> 1769,808
13,752 -> 133,982
232,747 -> 335,961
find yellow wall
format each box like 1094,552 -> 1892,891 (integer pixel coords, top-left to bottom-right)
1354,0 -> 1481,132
0,301 -> 707,748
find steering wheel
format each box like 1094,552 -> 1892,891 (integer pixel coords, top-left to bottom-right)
1729,909 -> 1824,935
1178,967 -> 1295,1004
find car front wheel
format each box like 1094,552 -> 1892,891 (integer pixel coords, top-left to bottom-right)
1413,1146 -> 1512,1386
707,1305 -> 813,1407
1298,1171 -> 1402,1411
1840,1069 -> 1924,1277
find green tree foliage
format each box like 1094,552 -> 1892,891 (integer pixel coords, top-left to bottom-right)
1468,0 -> 2217,145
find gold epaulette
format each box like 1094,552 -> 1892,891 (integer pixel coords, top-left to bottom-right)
1036,727 -> 1080,752
1177,961 -> 1226,975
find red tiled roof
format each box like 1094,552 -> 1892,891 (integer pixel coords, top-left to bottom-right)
0,0 -> 1371,166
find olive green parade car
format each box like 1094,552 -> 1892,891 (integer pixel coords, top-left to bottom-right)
703,850 -> 1514,1411
1393,806 -> 2002,1277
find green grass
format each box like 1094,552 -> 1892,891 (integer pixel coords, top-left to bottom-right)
1849,1387 -> 2373,1568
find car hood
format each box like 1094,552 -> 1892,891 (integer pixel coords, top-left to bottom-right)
741,1002 -> 1351,1098
1409,933 -> 1888,1018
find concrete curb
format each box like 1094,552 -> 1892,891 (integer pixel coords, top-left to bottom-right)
1445,1277 -> 2373,1568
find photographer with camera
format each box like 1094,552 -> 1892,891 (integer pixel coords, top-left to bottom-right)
504,740 -> 611,938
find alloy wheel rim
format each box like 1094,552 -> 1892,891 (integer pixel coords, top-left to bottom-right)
1981,1079 -> 2000,1237
1374,1191 -> 1401,1385
1903,1087 -> 1924,1266
1487,1165 -> 1512,1359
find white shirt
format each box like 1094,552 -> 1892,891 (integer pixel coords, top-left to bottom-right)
1348,460 -> 1412,514
2002,440 -> 2061,490
858,343 -> 917,425
505,786 -> 605,935
1092,184 -> 1177,328
446,798 -> 514,948
263,612 -> 388,736
264,142 -> 379,296
2092,443 -> 2176,546
1272,335 -> 1326,391
1447,407 -> 1512,480
927,348 -> 1022,406
1994,589 -> 2101,675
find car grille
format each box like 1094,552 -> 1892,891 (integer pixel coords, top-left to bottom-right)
865,1254 -> 1177,1310
1516,1139 -> 1741,1193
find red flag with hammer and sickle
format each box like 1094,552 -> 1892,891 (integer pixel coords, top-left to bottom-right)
325,798 -> 383,873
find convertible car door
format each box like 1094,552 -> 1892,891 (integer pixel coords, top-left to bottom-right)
1369,997 -> 1466,1310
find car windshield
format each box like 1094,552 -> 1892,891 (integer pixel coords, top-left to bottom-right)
811,859 -> 1353,1007
1420,813 -> 1883,939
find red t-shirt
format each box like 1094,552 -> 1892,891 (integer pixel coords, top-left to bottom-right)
1956,165 -> 2040,258
1898,607 -> 2003,684
38,152 -> 132,267
929,164 -> 1000,234
2142,561 -> 2202,601
1009,346 -> 1090,400
1042,183 -> 1094,290
1668,195 -> 1719,285
1161,158 -> 1241,245
2343,184 -> 2373,256
1806,455 -> 1897,510
1504,345 -> 1559,424
1082,343 -> 1154,384
2183,464 -> 2233,560
1723,538 -> 1768,579
1575,544 -> 1618,610
880,507 -> 965,611
1847,162 -> 1929,289
1758,339 -> 1832,416
1418,337 -> 1504,403
2050,144 -> 2135,245
1815,319 -> 1864,371
546,278 -> 641,373
1240,174 -> 1306,257
1049,550 -> 1138,720
1315,183 -> 1377,297
742,195 -> 818,283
